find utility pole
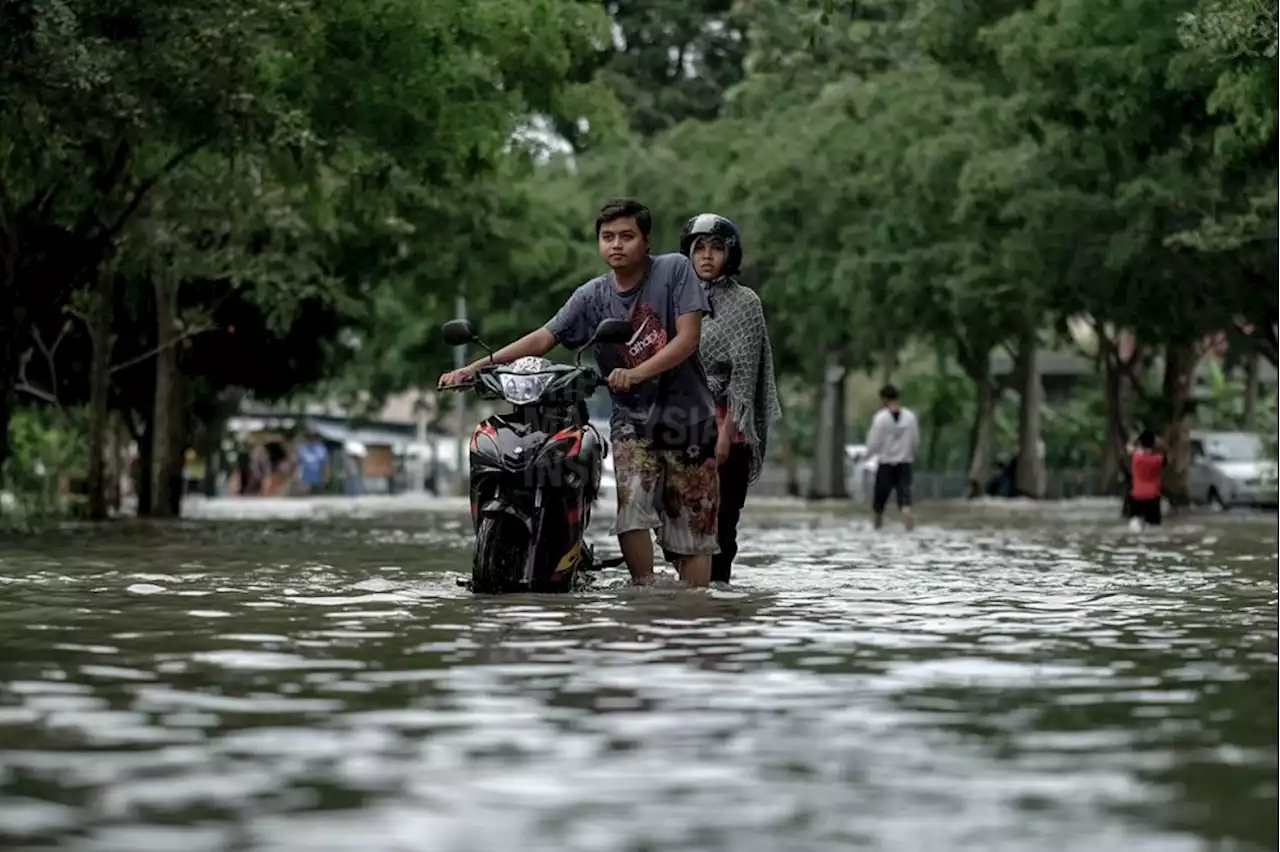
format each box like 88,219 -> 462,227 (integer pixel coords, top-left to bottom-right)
453,292 -> 469,496
414,399 -> 428,493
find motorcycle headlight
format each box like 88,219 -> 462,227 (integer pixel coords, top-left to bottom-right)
499,372 -> 553,405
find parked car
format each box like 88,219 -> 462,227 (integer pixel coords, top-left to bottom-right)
1189,430 -> 1278,509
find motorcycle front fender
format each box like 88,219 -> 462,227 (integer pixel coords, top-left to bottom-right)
479,499 -> 535,533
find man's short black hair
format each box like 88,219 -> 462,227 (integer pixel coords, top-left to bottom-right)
879,384 -> 899,401
596,198 -> 652,237
1138,428 -> 1156,449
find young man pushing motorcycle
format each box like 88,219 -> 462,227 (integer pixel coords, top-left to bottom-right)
437,198 -> 720,588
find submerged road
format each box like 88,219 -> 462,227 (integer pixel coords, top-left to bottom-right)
0,497 -> 1274,851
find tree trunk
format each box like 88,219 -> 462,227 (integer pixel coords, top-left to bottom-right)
879,355 -> 896,387
136,414 -> 153,517
107,409 -> 124,514
923,351 -> 944,469
966,369 -> 996,498
808,354 -> 848,499
1160,342 -> 1199,507
1013,329 -> 1043,498
201,451 -> 218,498
775,414 -> 801,497
1243,353 -> 1259,429
86,270 -> 115,520
1099,338 -> 1130,496
415,404 -> 429,493
0,349 -> 13,493
924,416 -> 941,470
199,415 -> 223,498
0,299 -> 24,492
165,372 -> 186,517
150,271 -> 179,517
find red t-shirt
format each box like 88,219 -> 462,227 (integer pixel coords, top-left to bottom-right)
1130,449 -> 1164,500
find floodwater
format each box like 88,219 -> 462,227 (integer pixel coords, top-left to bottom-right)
0,498 -> 1275,852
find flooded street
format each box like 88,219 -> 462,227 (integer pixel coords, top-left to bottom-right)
0,499 -> 1275,852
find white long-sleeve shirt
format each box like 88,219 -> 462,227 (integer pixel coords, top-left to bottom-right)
865,407 -> 919,464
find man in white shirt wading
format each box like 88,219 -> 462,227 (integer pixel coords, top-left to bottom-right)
865,384 -> 920,531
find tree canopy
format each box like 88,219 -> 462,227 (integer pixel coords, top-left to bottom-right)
2,0 -> 1275,513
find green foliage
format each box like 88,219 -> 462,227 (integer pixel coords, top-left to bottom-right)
1194,360 -> 1280,444
1,405 -> 87,522
1178,0 -> 1278,61
1,0 -> 629,501
547,0 -> 1276,391
895,368 -> 978,470
887,370 -> 1109,472
588,0 -> 748,137
3,0 -> 1275,506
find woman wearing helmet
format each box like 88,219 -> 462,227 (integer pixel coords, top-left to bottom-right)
679,213 -> 782,584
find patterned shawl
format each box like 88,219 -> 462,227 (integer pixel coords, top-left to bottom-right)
700,277 -> 783,484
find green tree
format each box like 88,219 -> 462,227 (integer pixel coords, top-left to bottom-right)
981,0 -> 1276,500
589,0 -> 749,137
0,0 -> 308,489
3,0 -> 629,518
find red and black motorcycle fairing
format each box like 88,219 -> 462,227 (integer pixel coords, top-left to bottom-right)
464,360 -> 606,593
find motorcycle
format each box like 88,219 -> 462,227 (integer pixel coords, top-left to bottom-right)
439,316 -> 634,594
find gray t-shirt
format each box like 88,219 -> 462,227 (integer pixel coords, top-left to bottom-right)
545,253 -> 715,448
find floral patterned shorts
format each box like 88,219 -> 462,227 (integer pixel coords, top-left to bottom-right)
611,434 -> 721,557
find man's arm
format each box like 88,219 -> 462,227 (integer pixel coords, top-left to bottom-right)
463,328 -> 556,373
458,285 -> 592,374
631,311 -> 703,382
630,256 -> 710,382
908,412 -> 921,458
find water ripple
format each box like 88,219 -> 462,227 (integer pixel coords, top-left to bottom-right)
0,503 -> 1274,851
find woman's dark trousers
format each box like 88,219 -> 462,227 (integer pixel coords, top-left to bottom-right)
713,443 -> 752,583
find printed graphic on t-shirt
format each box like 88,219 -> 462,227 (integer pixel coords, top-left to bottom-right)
621,302 -> 667,368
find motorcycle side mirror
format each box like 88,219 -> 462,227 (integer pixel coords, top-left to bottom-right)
575,317 -> 633,366
591,318 -> 633,345
441,319 -> 478,347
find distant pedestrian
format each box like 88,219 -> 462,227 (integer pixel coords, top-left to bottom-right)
295,435 -> 329,496
865,384 -> 920,531
344,441 -> 367,496
1126,429 -> 1166,529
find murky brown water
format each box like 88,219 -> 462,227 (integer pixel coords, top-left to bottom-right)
0,499 -> 1275,851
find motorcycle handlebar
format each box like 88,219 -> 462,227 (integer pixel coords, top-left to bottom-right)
439,366 -> 608,395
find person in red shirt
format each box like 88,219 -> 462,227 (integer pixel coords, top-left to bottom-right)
1127,429 -> 1166,527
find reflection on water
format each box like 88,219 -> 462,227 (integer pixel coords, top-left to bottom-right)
0,501 -> 1275,851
